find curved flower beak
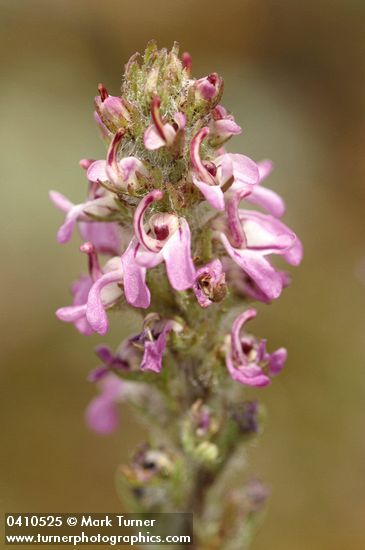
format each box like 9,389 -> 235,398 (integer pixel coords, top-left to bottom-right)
133,189 -> 164,252
86,259 -> 124,335
144,96 -> 186,152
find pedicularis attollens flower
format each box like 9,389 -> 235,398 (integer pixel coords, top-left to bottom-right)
51,42 -> 302,549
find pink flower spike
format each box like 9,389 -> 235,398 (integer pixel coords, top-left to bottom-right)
162,219 -> 196,291
133,190 -> 164,252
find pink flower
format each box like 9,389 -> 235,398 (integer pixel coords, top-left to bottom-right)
225,309 -> 287,387
49,189 -> 119,247
193,73 -> 223,104
219,209 -> 302,301
88,344 -> 132,382
57,244 -> 124,336
144,96 -> 186,151
86,316 -> 182,433
222,257 -> 291,304
87,129 -> 148,191
190,127 -> 259,211
50,158 -> 124,251
94,83 -> 130,133
209,105 -> 242,144
193,259 -> 227,308
133,190 -> 196,292
139,316 -> 183,374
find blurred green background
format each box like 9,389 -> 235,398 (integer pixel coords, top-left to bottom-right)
1,1 -> 365,548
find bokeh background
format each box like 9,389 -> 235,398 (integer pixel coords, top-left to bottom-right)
1,1 -> 365,548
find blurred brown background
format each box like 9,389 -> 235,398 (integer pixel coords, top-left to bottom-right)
1,1 -> 365,548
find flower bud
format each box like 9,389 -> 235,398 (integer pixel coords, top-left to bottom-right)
94,84 -> 131,133
193,73 -> 224,110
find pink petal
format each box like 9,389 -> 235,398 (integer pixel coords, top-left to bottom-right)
79,221 -> 123,256
56,304 -> 87,322
242,217 -> 295,252
86,269 -> 123,335
220,233 -> 284,300
226,353 -> 270,387
121,239 -> 151,309
214,119 -> 242,137
173,112 -> 186,130
283,236 -> 303,266
85,396 -> 119,434
192,176 -> 225,211
257,160 -> 274,181
140,322 -> 174,373
87,160 -> 108,183
268,348 -> 287,376
56,204 -> 85,243
231,309 -> 257,365
162,219 -> 196,291
239,210 -> 296,253
49,190 -> 74,213
143,125 -> 166,150
225,153 -> 260,186
246,185 -> 286,218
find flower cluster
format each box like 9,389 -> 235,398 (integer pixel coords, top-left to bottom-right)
51,42 -> 302,542
52,41 -> 301,412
